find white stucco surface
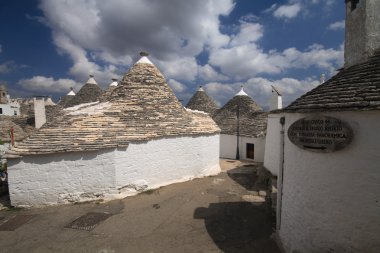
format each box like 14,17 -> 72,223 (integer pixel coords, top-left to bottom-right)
270,93 -> 282,111
263,114 -> 284,176
0,104 -> 20,116
33,98 -> 46,129
278,111 -> 380,253
220,134 -> 265,162
7,134 -> 220,207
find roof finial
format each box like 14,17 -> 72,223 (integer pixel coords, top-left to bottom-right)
198,85 -> 204,91
89,74 -> 94,78
67,87 -> 76,96
235,85 -> 248,96
112,78 -> 118,81
136,51 -> 153,65
320,74 -> 326,84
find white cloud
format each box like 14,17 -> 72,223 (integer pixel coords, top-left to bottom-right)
230,23 -> 263,46
208,21 -> 343,80
204,76 -> 320,110
198,64 -> 228,82
263,4 -> 278,14
168,79 -> 187,93
273,4 -> 301,19
155,56 -> 198,82
18,76 -> 81,93
38,0 -> 235,86
239,13 -> 260,23
328,20 -> 345,30
32,0 -> 343,105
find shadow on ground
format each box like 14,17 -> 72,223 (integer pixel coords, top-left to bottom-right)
227,164 -> 271,192
194,201 -> 280,253
193,162 -> 280,252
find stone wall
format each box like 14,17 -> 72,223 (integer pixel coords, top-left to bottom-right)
278,110 -> 380,252
345,0 -> 380,67
7,134 -> 220,207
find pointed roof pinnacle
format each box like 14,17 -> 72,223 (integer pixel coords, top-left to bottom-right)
67,87 -> 75,96
198,86 -> 205,92
136,51 -> 153,65
235,86 -> 248,96
86,74 -> 98,85
109,78 -> 118,87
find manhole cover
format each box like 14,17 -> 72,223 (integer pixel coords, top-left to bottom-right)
65,212 -> 112,231
0,214 -> 34,231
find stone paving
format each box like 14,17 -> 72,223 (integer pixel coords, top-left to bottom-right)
0,159 -> 280,253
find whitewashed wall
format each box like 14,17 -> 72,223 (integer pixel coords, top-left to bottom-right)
278,111 -> 380,253
220,134 -> 265,162
7,134 -> 220,207
114,134 -> 220,196
263,114 -> 284,176
0,104 -> 20,116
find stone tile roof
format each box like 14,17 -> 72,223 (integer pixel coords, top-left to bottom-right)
7,58 -> 220,156
186,87 -> 219,116
63,77 -> 103,108
0,116 -> 34,142
284,50 -> 380,112
213,94 -> 266,138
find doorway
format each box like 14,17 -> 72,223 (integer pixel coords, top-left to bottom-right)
246,143 -> 254,159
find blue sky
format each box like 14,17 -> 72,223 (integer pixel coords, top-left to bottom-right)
0,0 -> 345,110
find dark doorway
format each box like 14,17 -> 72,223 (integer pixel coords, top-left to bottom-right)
246,143 -> 254,159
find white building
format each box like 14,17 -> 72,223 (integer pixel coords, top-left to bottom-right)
5,53 -> 221,207
265,1 -> 380,252
213,88 -> 267,162
0,85 -> 21,116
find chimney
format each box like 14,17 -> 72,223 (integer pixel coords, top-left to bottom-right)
34,97 -> 46,129
270,86 -> 282,111
344,0 -> 380,68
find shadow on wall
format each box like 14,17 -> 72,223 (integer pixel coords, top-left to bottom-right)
194,201 -> 280,253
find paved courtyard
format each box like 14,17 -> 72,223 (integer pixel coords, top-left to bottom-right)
0,160 -> 280,253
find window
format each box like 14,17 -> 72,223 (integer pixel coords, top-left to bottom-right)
246,143 -> 254,159
0,108 -> 2,114
14,110 -> 17,116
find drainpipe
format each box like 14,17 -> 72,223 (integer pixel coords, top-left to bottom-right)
276,116 -> 285,231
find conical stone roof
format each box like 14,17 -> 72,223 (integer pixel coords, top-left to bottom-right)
7,55 -> 219,156
58,88 -> 76,107
63,76 -> 103,108
186,87 -> 219,116
213,90 -> 265,137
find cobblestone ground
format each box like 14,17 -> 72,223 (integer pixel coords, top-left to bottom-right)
0,160 -> 280,253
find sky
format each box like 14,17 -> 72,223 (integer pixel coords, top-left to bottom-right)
0,0 -> 345,110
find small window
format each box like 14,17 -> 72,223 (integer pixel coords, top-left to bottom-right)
0,108 -> 2,114
351,0 -> 359,11
246,143 -> 255,159
14,110 -> 17,115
